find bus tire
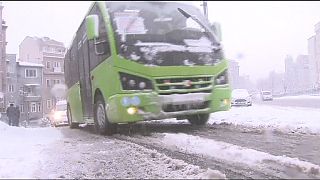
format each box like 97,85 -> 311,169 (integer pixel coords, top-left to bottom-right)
187,114 -> 209,126
94,96 -> 117,135
67,105 -> 79,129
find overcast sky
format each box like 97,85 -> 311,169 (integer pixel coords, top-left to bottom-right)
2,1 -> 320,81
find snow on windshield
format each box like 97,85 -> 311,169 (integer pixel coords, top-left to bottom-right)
113,10 -> 147,36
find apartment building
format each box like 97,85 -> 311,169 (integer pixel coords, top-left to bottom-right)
19,36 -> 66,114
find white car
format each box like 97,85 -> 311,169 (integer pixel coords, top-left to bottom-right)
231,89 -> 252,106
261,91 -> 273,101
49,100 -> 68,127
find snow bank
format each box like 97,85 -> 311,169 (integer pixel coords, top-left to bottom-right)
0,121 -> 61,178
114,134 -> 227,179
162,133 -> 320,176
209,104 -> 320,135
275,95 -> 320,100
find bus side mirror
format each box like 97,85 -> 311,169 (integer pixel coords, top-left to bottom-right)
86,15 -> 99,40
211,22 -> 222,42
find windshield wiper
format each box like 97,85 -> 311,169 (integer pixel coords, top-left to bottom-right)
177,8 -> 220,48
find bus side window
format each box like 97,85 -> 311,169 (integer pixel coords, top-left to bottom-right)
95,14 -> 110,57
70,45 -> 79,86
88,4 -> 111,70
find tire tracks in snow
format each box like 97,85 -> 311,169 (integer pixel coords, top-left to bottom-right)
114,134 -> 275,179
113,122 -> 320,179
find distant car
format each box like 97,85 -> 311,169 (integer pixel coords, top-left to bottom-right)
231,89 -> 252,106
49,100 -> 68,127
261,91 -> 273,101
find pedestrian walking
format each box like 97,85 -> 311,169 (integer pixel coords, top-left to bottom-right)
6,104 -> 15,126
13,105 -> 20,127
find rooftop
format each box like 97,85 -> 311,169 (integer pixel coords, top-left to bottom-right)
24,36 -> 65,47
17,61 -> 44,67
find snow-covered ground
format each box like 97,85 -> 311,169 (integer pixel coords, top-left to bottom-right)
209,104 -> 320,135
0,121 -> 61,178
160,133 -> 320,176
275,94 -> 320,100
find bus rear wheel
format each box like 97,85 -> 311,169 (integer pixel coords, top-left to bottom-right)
187,114 -> 209,126
94,96 -> 117,135
67,105 -> 79,129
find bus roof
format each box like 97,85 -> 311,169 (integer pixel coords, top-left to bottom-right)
66,1 -> 96,51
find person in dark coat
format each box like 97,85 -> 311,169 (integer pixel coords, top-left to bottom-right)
6,104 -> 15,126
13,105 -> 20,127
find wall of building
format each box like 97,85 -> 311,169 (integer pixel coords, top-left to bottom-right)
19,37 -> 42,64
19,36 -> 66,115
5,54 -> 18,106
0,4 -> 7,112
16,63 -> 43,120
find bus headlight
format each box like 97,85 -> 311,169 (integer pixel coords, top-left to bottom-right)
121,97 -> 131,107
215,70 -> 228,85
139,82 -> 146,89
131,96 -> 141,106
129,80 -> 136,87
121,96 -> 141,107
119,72 -> 153,90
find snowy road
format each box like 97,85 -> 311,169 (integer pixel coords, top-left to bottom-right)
255,95 -> 320,108
1,102 -> 320,179
33,127 -> 224,179
114,122 -> 320,179
32,121 -> 320,179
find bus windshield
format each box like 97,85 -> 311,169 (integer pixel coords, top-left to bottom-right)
107,2 -> 223,66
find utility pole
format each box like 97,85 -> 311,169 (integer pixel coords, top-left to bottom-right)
202,1 -> 208,20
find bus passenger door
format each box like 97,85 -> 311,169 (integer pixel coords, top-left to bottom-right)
78,32 -> 93,120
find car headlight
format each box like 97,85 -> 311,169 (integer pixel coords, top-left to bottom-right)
215,70 -> 228,85
53,112 -> 61,120
119,72 -> 154,90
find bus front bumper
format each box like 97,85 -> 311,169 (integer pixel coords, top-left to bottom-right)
106,88 -> 230,123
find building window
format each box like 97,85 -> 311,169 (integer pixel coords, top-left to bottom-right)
47,61 -> 51,69
46,79 -> 51,88
37,103 -> 41,112
53,79 -> 60,84
54,61 -> 60,67
25,69 -> 37,78
20,104 -> 24,113
8,84 -> 14,92
7,65 -> 14,73
31,102 -> 36,113
58,49 -> 64,54
47,99 -> 52,110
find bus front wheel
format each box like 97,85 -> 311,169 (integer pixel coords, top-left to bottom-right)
187,114 -> 209,126
94,96 -> 117,135
67,105 -> 79,129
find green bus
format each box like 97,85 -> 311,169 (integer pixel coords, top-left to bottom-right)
64,1 -> 231,135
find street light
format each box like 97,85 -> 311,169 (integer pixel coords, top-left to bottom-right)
201,1 -> 208,20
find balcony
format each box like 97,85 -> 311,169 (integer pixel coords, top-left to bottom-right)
44,67 -> 64,74
24,95 -> 41,102
53,67 -> 62,73
20,84 -> 41,102
43,52 -> 65,59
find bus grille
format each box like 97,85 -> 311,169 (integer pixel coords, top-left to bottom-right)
155,76 -> 213,95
